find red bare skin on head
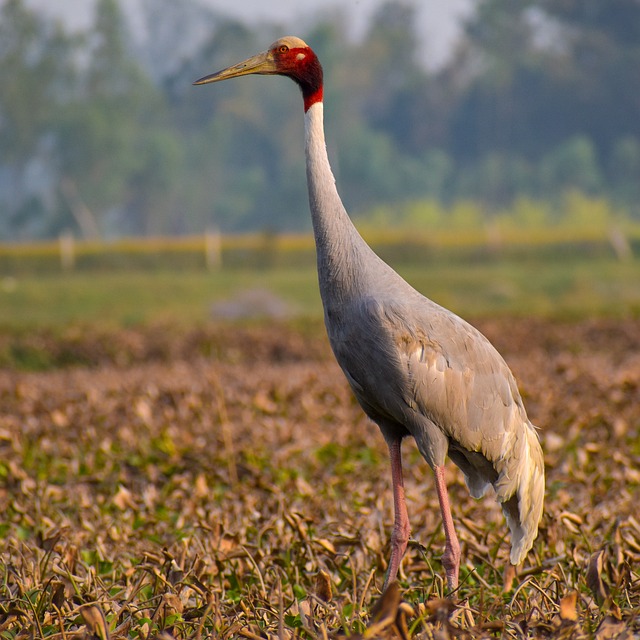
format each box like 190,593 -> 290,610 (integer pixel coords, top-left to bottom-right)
272,44 -> 324,111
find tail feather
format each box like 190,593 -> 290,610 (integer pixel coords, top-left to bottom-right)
494,422 -> 545,565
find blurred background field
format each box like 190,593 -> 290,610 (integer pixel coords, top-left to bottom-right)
1,229 -> 640,334
3,0 -> 640,336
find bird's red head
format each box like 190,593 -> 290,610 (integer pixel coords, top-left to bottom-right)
194,36 -> 324,112
270,38 -> 324,111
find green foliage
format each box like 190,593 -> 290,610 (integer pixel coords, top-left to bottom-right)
357,190 -> 637,237
0,0 -> 75,162
539,137 -> 603,196
1,0 -> 640,240
609,136 -> 640,213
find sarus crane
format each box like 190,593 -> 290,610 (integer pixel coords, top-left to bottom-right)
194,36 -> 545,590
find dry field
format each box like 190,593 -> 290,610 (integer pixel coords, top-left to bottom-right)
0,318 -> 639,638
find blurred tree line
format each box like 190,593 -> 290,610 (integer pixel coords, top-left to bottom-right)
1,0 -> 640,240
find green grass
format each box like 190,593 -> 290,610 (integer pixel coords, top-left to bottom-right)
1,254 -> 639,330
402,256 -> 640,319
0,267 -> 322,329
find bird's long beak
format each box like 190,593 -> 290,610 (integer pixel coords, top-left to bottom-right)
193,50 -> 277,85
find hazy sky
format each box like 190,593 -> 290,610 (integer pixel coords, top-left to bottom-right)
25,0 -> 472,68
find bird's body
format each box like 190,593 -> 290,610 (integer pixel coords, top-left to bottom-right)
195,36 -> 545,590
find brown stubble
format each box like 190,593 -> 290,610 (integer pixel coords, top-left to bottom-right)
0,317 -> 638,638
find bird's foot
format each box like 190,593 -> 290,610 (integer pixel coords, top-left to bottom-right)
442,540 -> 461,591
443,564 -> 459,591
384,526 -> 410,589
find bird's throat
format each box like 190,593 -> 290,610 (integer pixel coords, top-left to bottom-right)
304,103 -> 378,303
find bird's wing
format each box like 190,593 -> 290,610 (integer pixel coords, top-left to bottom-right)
363,294 -> 530,464
414,319 -> 522,446
341,293 -> 544,563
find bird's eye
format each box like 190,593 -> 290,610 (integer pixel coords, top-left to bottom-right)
279,45 -> 289,53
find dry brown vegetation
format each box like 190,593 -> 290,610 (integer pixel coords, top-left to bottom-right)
0,318 -> 639,638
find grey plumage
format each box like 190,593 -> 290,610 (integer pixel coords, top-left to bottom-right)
307,99 -> 544,567
195,36 -> 545,590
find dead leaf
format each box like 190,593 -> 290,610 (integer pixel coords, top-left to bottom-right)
194,473 -> 208,498
112,484 -> 136,511
295,475 -> 314,496
586,550 -> 610,604
80,604 -> 110,640
51,409 -> 69,428
560,511 -> 583,534
395,602 -> 415,640
135,398 -> 153,424
315,538 -> 336,554
252,389 -> 278,414
152,593 -> 184,622
558,591 -> 578,622
315,570 -> 332,602
50,580 -> 66,609
594,615 -> 632,639
424,598 -> 456,623
365,582 -> 401,638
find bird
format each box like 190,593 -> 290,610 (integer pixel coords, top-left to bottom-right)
194,36 -> 545,591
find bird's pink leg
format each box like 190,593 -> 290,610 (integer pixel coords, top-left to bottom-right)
434,465 -> 461,590
384,437 -> 410,588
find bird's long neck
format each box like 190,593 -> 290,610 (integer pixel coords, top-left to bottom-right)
304,102 -> 380,305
